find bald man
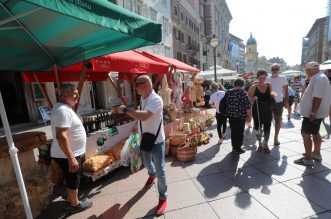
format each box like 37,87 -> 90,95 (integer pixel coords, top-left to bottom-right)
115,75 -> 168,215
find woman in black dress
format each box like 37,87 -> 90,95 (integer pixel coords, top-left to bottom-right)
248,70 -> 274,153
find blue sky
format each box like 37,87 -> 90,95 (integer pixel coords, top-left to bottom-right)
227,0 -> 328,66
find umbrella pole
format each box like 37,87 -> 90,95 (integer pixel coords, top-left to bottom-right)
74,63 -> 87,112
0,92 -> 33,219
54,64 -> 61,98
107,74 -> 127,105
133,74 -> 138,109
32,72 -> 53,108
153,74 -> 160,90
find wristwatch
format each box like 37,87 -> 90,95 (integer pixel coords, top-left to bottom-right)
310,112 -> 316,115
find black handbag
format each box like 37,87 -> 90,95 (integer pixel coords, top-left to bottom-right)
139,120 -> 162,152
219,91 -> 229,116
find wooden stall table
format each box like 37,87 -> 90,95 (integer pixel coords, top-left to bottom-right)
0,131 -> 52,218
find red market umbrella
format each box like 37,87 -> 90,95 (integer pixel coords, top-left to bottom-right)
23,50 -> 170,82
243,72 -> 255,80
141,52 -> 200,73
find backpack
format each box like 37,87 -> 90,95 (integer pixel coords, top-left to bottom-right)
219,91 -> 229,116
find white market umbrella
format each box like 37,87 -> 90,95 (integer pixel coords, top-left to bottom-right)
320,60 -> 331,70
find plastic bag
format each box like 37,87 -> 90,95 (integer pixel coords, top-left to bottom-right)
120,136 -> 131,166
128,134 -> 142,173
320,122 -> 328,139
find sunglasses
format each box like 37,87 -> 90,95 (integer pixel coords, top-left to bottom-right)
271,68 -> 279,71
136,82 -> 146,85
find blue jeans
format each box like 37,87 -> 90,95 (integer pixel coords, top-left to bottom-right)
141,141 -> 167,200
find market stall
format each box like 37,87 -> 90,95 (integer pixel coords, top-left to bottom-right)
0,0 -> 163,218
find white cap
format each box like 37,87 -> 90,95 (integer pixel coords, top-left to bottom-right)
271,63 -> 280,68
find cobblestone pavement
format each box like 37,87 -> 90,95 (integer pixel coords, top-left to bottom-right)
37,110 -> 331,219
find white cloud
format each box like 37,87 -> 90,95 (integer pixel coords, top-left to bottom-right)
226,0 -> 328,66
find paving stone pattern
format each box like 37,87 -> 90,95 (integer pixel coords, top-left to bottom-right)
36,110 -> 331,219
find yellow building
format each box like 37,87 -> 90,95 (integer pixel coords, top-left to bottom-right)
245,33 -> 258,73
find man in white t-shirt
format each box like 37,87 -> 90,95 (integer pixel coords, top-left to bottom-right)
294,62 -> 331,166
266,63 -> 289,145
116,75 -> 167,215
51,84 -> 93,214
209,82 -> 226,143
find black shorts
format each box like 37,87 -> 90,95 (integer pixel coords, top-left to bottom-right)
288,96 -> 294,107
52,155 -> 83,190
301,117 -> 323,135
271,101 -> 284,118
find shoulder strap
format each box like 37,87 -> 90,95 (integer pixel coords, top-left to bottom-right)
139,102 -> 162,138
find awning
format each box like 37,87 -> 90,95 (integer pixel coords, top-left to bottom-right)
141,52 -> 200,73
22,50 -> 170,82
0,0 -> 162,71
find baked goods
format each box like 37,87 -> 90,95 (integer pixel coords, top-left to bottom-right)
83,155 -> 114,173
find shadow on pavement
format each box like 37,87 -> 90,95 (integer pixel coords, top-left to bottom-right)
86,188 -> 149,219
196,153 -> 239,199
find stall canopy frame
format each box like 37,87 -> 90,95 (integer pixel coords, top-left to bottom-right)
0,0 -> 162,218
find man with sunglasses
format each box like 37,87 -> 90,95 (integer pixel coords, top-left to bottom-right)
266,63 -> 289,145
294,62 -> 331,166
115,75 -> 168,215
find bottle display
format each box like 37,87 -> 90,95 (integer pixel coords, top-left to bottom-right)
82,111 -> 133,135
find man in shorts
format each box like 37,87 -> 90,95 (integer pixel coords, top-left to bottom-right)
266,63 -> 289,145
294,62 -> 331,166
51,84 -> 93,213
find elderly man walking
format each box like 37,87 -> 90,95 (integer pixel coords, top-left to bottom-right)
294,62 -> 331,166
116,75 -> 168,215
266,63 -> 289,145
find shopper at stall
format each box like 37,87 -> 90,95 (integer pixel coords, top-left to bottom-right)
266,63 -> 289,145
51,83 -> 93,214
294,62 -> 331,166
226,78 -> 252,154
247,70 -> 273,153
209,82 -> 226,144
115,75 -> 168,215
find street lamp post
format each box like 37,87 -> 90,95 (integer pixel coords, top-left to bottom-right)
236,60 -> 240,73
210,36 -> 219,82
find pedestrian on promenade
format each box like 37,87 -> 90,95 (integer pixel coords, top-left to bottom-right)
266,63 -> 289,145
225,78 -> 252,154
294,62 -> 331,166
287,86 -> 296,121
51,83 -> 93,214
115,75 -> 168,215
291,75 -> 302,115
247,70 -> 274,153
209,82 -> 226,144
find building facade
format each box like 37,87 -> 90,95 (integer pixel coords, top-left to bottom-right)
301,37 -> 309,68
171,0 -> 202,68
115,0 -> 173,58
304,16 -> 329,64
229,34 -> 245,73
203,0 -> 232,70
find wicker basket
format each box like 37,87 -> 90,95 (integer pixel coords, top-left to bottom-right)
169,110 -> 177,122
176,143 -> 197,162
170,144 -> 179,157
165,139 -> 170,156
169,135 -> 186,145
